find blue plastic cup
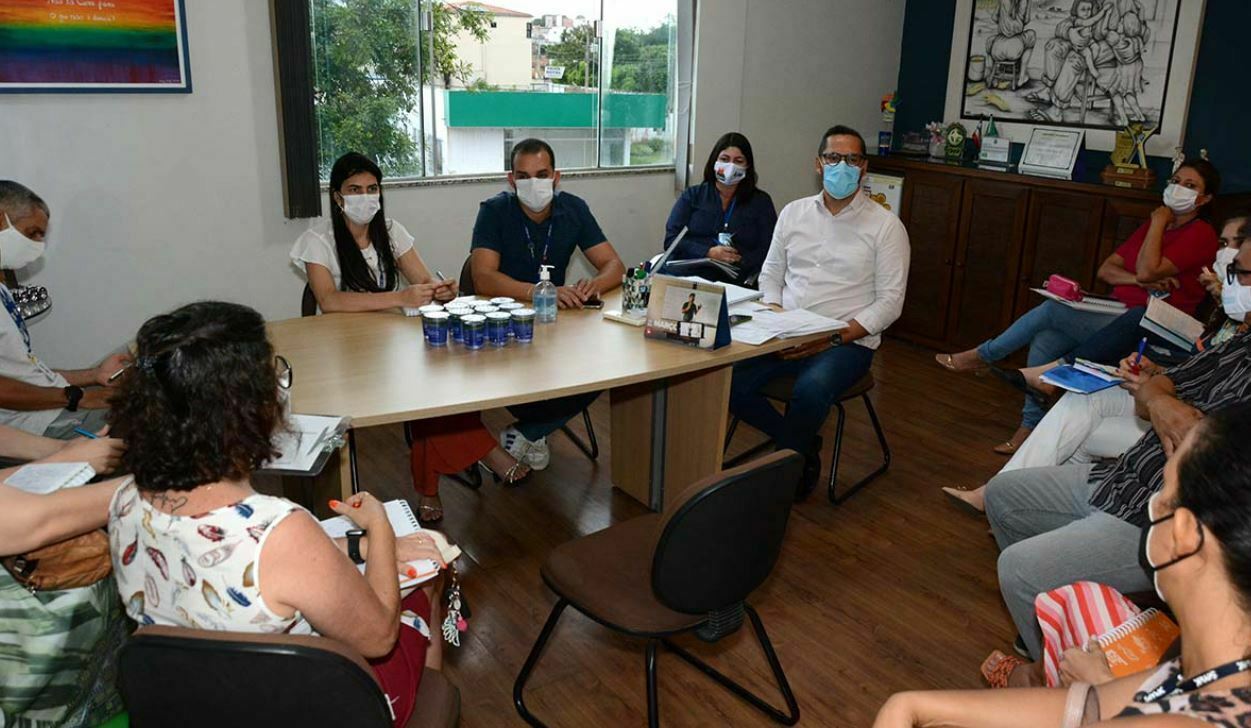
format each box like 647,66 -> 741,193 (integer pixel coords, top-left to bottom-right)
461,314 -> 487,350
511,308 -> 536,343
486,312 -> 512,347
422,311 -> 450,347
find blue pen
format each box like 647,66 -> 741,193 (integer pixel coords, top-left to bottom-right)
1132,337 -> 1148,373
72,427 -> 98,439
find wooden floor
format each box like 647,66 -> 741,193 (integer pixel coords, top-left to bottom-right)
342,338 -> 1029,726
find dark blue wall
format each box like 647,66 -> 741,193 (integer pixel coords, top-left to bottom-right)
894,0 -> 1250,192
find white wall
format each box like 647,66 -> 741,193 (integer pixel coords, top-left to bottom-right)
693,0 -> 907,209
2,0 -> 906,367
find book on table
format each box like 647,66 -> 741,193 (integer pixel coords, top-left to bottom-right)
1040,358 -> 1123,394
1140,296 -> 1202,353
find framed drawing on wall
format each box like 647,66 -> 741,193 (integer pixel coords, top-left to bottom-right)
942,0 -> 1206,155
0,0 -> 192,93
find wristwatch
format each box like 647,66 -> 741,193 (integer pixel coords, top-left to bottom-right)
63,385 -> 84,412
829,332 -> 844,348
346,529 -> 366,565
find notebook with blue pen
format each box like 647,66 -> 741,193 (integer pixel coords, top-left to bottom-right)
1040,359 -> 1123,395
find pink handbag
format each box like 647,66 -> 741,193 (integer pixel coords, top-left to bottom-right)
1043,274 -> 1083,302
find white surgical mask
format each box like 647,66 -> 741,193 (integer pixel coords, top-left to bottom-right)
1163,183 -> 1200,214
1222,273 -> 1251,321
340,193 -> 381,225
1214,246 -> 1239,281
0,213 -> 46,270
513,177 -> 555,213
714,160 -> 747,186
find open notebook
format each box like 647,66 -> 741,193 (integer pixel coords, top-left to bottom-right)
320,500 -> 445,588
1141,296 -> 1203,352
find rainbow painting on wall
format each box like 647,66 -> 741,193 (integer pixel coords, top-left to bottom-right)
0,0 -> 190,92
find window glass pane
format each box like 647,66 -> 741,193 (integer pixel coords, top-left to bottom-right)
599,0 -> 676,167
310,0 -> 424,180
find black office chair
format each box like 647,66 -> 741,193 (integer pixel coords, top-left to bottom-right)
514,451 -> 803,727
458,255 -> 600,462
299,283 -> 481,492
119,626 -> 460,727
723,372 -> 890,504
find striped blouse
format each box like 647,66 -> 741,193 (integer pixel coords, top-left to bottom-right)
1088,331 -> 1251,527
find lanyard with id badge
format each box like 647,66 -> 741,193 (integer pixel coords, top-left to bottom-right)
0,286 -> 55,380
523,217 -> 554,270
717,198 -> 736,247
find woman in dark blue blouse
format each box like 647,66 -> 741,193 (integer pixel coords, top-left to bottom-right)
662,132 -> 777,285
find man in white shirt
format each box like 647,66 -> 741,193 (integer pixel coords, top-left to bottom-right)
0,181 -> 129,438
729,126 -> 910,498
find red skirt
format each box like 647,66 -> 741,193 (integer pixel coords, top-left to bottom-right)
369,589 -> 432,726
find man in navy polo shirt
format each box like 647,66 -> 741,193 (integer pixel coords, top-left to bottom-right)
470,138 -> 625,470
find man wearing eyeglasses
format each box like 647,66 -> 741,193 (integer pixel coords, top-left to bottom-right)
728,125 -> 910,499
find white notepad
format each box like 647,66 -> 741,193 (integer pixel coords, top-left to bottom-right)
4,462 -> 96,495
320,499 -> 440,588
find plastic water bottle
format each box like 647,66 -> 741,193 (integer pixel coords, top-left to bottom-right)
534,264 -> 557,324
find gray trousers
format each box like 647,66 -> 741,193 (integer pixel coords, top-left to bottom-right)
984,463 -> 1150,660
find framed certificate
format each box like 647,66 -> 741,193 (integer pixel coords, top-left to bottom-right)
1019,128 -> 1084,180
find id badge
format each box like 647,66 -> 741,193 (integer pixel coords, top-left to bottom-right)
717,231 -> 734,246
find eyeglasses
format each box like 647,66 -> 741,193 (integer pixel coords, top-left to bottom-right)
818,152 -> 866,166
1226,265 -> 1251,285
275,355 -> 293,390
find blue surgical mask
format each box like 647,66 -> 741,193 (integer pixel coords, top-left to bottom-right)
822,162 -> 861,200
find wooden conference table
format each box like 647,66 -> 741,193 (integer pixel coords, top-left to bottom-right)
266,292 -> 819,512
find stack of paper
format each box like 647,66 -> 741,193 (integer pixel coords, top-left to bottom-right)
677,276 -> 763,305
266,414 -> 346,472
1033,288 -> 1127,314
730,306 -> 848,346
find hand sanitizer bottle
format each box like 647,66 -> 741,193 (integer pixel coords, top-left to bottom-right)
534,264 -> 557,324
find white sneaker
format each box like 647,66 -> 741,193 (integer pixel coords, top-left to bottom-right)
500,426 -> 551,471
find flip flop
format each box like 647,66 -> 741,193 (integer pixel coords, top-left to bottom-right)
993,440 -> 1019,455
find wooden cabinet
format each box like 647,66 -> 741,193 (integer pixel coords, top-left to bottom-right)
1014,190 -> 1105,319
870,157 -> 1161,351
894,172 -> 964,345
947,180 -> 1030,350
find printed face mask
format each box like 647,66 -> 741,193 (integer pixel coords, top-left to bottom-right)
714,160 -> 747,186
514,178 -> 555,213
0,214 -> 46,270
822,162 -> 861,200
340,193 -> 381,225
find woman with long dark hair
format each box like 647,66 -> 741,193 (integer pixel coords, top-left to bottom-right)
291,152 -> 529,524
661,132 -> 777,284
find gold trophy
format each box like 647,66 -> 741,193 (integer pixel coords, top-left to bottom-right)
1101,122 -> 1158,189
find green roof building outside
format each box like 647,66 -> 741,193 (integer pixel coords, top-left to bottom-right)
447,91 -> 668,129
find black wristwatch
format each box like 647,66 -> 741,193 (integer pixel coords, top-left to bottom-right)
829,332 -> 844,348
346,529 -> 366,565
63,385 -> 84,412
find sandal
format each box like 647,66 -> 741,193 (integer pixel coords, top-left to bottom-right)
935,352 -> 987,373
418,500 -> 444,525
981,650 -> 1027,688
992,441 -> 1019,455
480,459 -> 530,486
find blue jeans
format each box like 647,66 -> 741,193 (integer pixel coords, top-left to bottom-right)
976,301 -> 1120,429
509,391 -> 601,441
729,344 -> 875,454
984,463 -> 1150,660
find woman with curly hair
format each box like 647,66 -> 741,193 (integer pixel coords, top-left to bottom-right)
106,301 -> 451,726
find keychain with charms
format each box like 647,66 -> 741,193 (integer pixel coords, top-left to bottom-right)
441,563 -> 470,647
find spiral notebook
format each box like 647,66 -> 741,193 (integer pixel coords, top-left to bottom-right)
1096,608 -> 1180,677
320,500 -> 438,588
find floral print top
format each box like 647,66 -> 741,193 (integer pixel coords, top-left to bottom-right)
108,481 -> 312,635
1117,658 -> 1251,722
